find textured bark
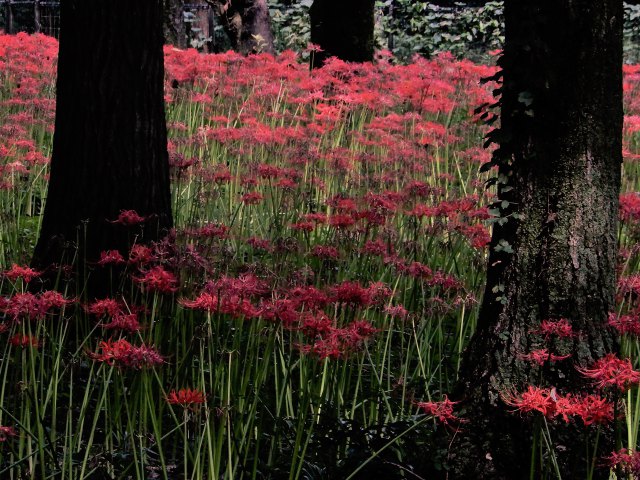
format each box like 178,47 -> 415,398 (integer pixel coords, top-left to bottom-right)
164,0 -> 187,48
32,0 -> 173,290
310,0 -> 375,67
449,1 -> 623,478
206,0 -> 275,55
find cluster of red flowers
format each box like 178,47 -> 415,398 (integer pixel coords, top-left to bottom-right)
414,395 -> 460,424
88,339 -> 163,369
577,354 -> 640,392
0,290 -> 71,322
3,264 -> 41,283
502,386 -> 614,426
608,449 -> 640,477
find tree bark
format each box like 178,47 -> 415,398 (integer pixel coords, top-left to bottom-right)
206,0 -> 275,55
309,0 -> 375,67
449,0 -> 623,478
32,0 -> 173,291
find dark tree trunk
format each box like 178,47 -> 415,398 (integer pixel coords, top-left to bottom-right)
449,0 -> 623,478
34,0 -> 41,33
164,0 -> 187,48
206,0 -> 275,55
32,0 -> 173,291
309,0 -> 375,67
5,3 -> 13,34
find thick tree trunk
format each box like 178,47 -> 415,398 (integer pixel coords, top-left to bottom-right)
206,0 -> 275,55
449,1 -> 623,478
32,0 -> 173,290
164,0 -> 187,48
309,0 -> 375,67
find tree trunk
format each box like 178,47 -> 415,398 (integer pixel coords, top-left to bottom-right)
32,0 -> 173,291
449,1 -> 623,478
309,0 -> 375,67
164,0 -> 187,48
34,0 -> 41,33
206,0 -> 275,55
5,2 -> 13,34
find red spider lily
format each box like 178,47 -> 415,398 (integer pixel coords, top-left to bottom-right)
367,282 -> 393,306
166,388 -> 206,409
502,386 -> 555,417
247,237 -> 273,252
179,292 -> 219,311
577,354 -> 640,392
415,395 -> 460,424
518,349 -> 571,366
134,266 -> 178,294
97,250 -> 125,266
571,394 -> 615,426
89,339 -> 163,369
311,245 -> 339,260
86,298 -> 123,317
128,244 -> 153,265
290,221 -> 315,232
2,293 -> 42,322
607,449 -> 640,476
208,274 -> 269,298
110,209 -> 145,226
0,426 -> 17,442
384,304 -> 409,320
191,223 -> 229,239
4,264 -> 40,283
287,286 -> 328,310
608,311 -> 640,336
101,313 -> 141,333
620,192 -> 640,223
537,318 -> 575,339
328,214 -> 355,229
9,334 -> 40,349
361,239 -> 391,257
329,281 -> 371,306
241,192 -> 264,205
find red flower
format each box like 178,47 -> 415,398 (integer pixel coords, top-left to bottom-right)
166,388 -> 206,409
0,426 -> 17,441
101,313 -> 141,333
577,354 -> 640,392
89,339 -> 163,369
97,250 -> 125,266
608,311 -> 640,336
110,209 -> 145,226
179,292 -> 220,311
40,290 -> 72,311
134,266 -> 178,294
502,386 -> 555,417
241,192 -> 264,205
4,264 -> 40,283
537,318 -> 575,339
86,298 -> 123,317
128,245 -> 153,265
571,394 -> 614,426
607,449 -> 640,476
9,334 -> 40,349
2,293 -> 42,322
518,349 -> 571,366
415,395 -> 460,424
